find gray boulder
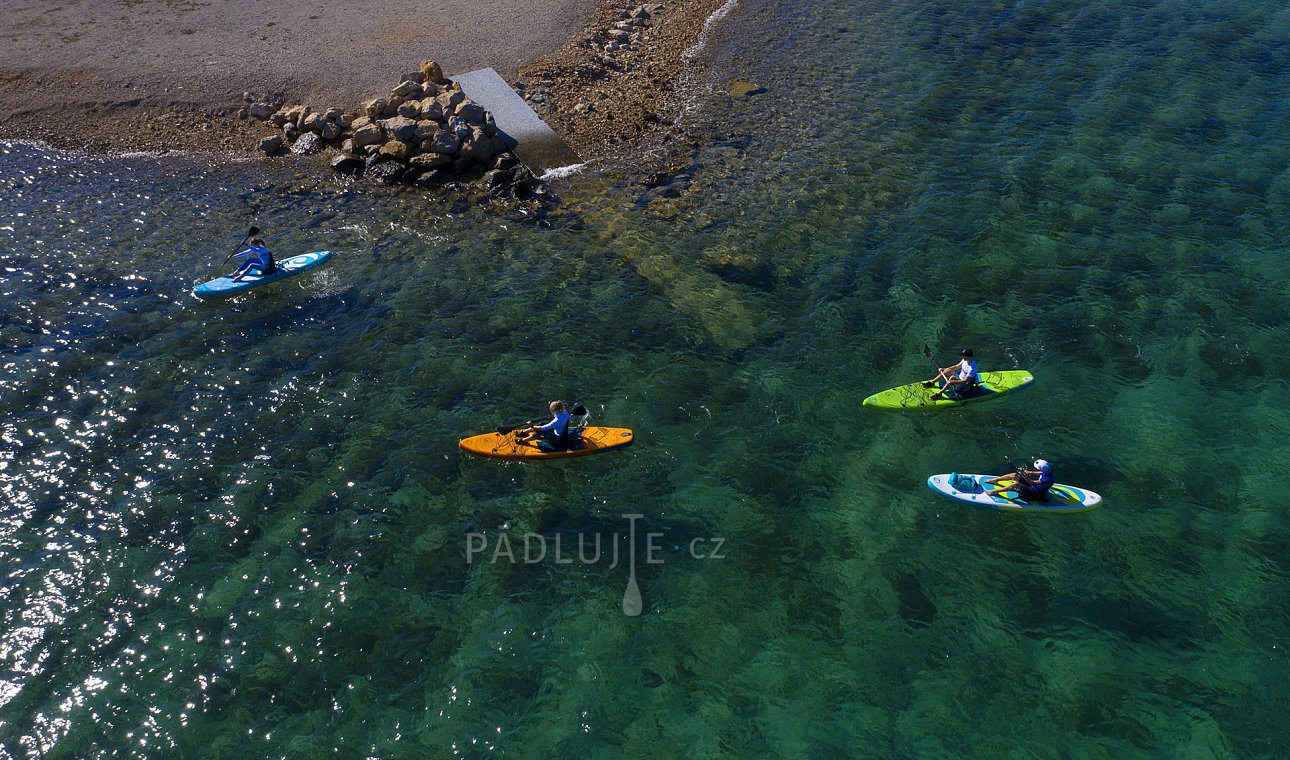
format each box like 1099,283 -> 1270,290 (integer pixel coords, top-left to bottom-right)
414,119 -> 438,142
258,134 -> 283,154
392,80 -> 422,98
321,122 -> 342,141
448,115 -> 471,139
362,98 -> 387,118
421,100 -> 444,122
457,102 -> 486,124
379,140 -> 413,162
410,152 -> 452,170
283,122 -> 300,142
461,128 -> 493,163
300,112 -> 325,133
421,60 -> 446,84
437,89 -> 464,111
249,102 -> 275,120
381,97 -> 403,117
380,116 -> 418,142
429,129 -> 460,155
352,123 -> 384,147
325,107 -> 345,121
283,104 -> 308,125
397,102 -> 420,118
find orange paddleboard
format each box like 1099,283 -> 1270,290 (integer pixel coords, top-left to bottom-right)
459,427 -> 635,460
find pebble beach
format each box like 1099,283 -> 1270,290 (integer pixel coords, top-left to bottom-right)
0,0 -> 729,159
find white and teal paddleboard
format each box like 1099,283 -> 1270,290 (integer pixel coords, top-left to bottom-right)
193,250 -> 333,299
926,473 -> 1103,513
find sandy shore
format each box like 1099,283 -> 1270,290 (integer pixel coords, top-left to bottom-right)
0,0 -> 730,159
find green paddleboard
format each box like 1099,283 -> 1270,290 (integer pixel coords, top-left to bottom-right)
862,370 -> 1035,411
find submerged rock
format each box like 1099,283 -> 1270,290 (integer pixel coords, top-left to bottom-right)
330,153 -> 365,175
367,162 -> 406,185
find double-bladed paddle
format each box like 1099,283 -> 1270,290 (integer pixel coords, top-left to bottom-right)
922,344 -> 950,388
496,405 -> 589,435
222,225 -> 260,266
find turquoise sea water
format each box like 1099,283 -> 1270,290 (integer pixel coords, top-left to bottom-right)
3,0 -> 1290,756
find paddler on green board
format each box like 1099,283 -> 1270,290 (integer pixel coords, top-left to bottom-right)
925,348 -> 978,400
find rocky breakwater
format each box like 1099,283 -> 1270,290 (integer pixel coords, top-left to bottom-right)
249,61 -> 538,199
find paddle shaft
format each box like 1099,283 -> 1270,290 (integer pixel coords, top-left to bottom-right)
923,345 -> 952,385
223,225 -> 261,265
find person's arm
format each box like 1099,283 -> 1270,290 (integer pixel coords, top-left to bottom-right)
534,416 -> 558,432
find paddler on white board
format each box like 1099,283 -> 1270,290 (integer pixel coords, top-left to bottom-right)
985,459 -> 1055,500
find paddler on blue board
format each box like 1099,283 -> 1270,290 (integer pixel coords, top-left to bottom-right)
926,348 -> 978,400
228,237 -> 277,282
516,400 -> 570,445
985,459 -> 1055,500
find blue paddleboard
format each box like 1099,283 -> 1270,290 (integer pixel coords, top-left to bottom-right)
193,250 -> 333,299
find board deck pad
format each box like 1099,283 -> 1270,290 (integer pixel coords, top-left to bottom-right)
459,427 -> 634,460
927,473 -> 1103,513
193,250 -> 333,299
863,370 -> 1035,410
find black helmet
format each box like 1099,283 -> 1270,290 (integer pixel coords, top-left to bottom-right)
960,348 -> 974,358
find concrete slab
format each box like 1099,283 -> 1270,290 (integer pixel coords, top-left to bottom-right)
453,67 -> 582,174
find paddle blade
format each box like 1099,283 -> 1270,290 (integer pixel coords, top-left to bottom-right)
923,344 -> 933,359
248,225 -> 260,236
571,405 -> 588,417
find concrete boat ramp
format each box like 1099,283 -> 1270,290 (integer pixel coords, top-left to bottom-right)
453,68 -> 581,175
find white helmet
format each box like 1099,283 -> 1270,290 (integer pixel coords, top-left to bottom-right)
1033,459 -> 1051,472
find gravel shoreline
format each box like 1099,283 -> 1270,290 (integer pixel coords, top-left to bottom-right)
0,0 -> 731,163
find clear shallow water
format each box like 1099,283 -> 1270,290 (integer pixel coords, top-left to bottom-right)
3,0 -> 1290,756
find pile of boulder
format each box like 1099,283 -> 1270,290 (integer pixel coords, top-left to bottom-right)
248,61 -> 536,196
